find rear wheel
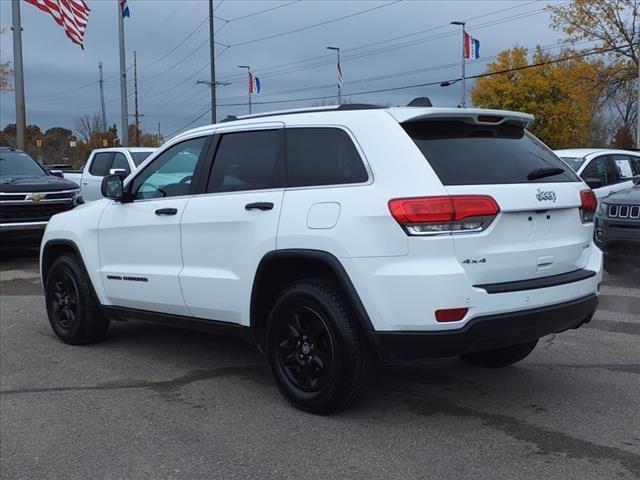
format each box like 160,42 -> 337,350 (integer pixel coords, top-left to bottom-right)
45,253 -> 109,345
460,339 -> 538,368
266,279 -> 377,414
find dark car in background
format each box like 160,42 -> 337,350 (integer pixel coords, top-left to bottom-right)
0,146 -> 82,242
594,176 -> 640,273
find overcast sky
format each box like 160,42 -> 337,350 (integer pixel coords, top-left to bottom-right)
0,0 -> 574,139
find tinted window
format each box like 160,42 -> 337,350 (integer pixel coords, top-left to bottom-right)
207,129 -> 282,193
630,156 -> 640,175
111,153 -> 131,175
560,156 -> 585,172
132,137 -> 207,200
89,152 -> 113,176
0,150 -> 45,177
403,121 -> 579,185
286,128 -> 368,187
581,156 -> 617,186
131,151 -> 153,166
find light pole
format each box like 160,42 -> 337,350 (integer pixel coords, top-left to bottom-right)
451,21 -> 466,108
238,65 -> 251,114
326,46 -> 341,105
11,0 -> 26,150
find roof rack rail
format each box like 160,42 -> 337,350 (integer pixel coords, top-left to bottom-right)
219,103 -> 384,123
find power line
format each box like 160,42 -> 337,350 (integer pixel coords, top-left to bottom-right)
139,17 -> 208,70
215,0 -> 301,22
215,44 -> 627,107
226,1 -> 402,48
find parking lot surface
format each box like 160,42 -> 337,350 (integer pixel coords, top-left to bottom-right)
1,247 -> 639,480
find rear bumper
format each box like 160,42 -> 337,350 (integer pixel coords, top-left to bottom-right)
371,294 -> 598,361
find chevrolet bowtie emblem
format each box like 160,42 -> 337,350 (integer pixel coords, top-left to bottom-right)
26,193 -> 45,202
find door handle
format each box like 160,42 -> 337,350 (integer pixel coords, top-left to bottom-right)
245,202 -> 274,211
82,180 -> 88,185
155,208 -> 178,216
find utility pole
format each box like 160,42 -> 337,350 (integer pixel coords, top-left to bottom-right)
209,0 -> 217,123
133,50 -> 140,146
11,0 -> 26,151
118,1 -> 129,146
98,62 -> 107,132
326,46 -> 341,105
157,122 -> 161,147
451,21 -> 466,108
238,65 -> 252,114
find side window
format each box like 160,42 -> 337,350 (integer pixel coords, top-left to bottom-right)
131,137 -> 207,200
286,128 -> 368,187
631,156 -> 640,175
580,156 -> 617,187
206,129 -> 282,193
111,152 -> 131,176
611,154 -> 635,180
89,152 -> 113,176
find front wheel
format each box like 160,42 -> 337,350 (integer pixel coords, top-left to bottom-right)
460,339 -> 538,368
266,279 -> 377,414
45,253 -> 109,345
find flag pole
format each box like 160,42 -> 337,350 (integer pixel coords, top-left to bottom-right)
238,65 -> 251,114
11,0 -> 26,151
118,1 -> 129,146
208,0 -> 217,123
451,21 -> 466,108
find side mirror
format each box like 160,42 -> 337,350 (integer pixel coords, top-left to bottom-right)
109,168 -> 128,178
583,177 -> 603,190
101,175 -> 125,201
49,169 -> 64,178
633,175 -> 640,186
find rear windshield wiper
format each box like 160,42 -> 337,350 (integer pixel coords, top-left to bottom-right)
527,167 -> 565,181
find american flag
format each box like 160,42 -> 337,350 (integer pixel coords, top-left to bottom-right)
25,0 -> 91,49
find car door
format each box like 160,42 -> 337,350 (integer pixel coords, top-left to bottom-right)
83,151 -> 113,201
179,124 -> 285,324
580,155 -> 619,199
98,135 -> 211,315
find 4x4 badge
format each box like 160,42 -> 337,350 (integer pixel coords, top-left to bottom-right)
462,258 -> 486,264
536,189 -> 557,202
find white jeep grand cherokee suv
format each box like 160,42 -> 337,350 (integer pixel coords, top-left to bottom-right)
40,103 -> 602,413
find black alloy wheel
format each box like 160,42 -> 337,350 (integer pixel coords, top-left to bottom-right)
275,305 -> 335,393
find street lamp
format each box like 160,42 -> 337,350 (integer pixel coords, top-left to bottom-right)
238,65 -> 252,114
326,46 -> 341,105
450,21 -> 466,107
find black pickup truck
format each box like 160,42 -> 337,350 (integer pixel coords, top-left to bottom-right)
0,146 -> 82,242
594,176 -> 640,273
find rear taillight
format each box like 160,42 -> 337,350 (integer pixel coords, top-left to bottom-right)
388,195 -> 500,236
580,189 -> 597,223
435,308 -> 469,322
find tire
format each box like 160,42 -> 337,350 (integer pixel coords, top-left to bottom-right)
459,339 -> 538,368
266,279 -> 377,414
45,253 -> 109,345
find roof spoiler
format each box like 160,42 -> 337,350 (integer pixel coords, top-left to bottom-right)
391,108 -> 534,128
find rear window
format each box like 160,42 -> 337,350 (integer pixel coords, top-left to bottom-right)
560,156 -> 585,172
403,121 -> 579,185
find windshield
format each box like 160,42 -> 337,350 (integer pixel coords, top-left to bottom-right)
560,156 -> 586,172
130,151 -> 154,166
0,151 -> 46,177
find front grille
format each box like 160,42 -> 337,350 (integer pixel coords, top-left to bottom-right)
0,202 -> 74,223
0,190 -> 77,202
608,204 -> 640,219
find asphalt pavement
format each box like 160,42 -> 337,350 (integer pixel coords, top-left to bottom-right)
1,246 -> 639,479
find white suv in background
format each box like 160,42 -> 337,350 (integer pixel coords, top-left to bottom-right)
555,148 -> 640,199
40,103 -> 602,413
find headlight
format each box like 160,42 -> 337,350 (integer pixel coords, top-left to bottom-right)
71,189 -> 85,205
597,201 -> 608,214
